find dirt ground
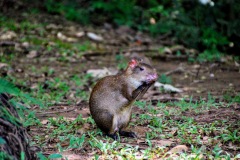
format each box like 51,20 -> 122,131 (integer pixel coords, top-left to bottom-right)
1,12 -> 240,159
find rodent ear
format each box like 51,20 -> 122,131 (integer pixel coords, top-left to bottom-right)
128,59 -> 138,68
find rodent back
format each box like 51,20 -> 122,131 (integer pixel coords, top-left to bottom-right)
89,75 -> 130,112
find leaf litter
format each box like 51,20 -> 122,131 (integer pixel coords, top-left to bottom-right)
0,12 -> 239,159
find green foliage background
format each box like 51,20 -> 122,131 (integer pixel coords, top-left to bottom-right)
40,0 -> 240,54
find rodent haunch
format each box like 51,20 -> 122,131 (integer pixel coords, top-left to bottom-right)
89,59 -> 158,140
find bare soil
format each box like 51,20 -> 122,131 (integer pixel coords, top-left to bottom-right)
1,12 -> 239,159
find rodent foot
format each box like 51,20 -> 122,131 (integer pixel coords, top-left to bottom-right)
119,131 -> 137,138
106,133 -> 119,140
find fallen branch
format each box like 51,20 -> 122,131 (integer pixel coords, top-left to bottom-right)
149,97 -> 201,104
165,66 -> 185,76
0,93 -> 37,159
36,107 -> 76,116
0,41 -> 17,47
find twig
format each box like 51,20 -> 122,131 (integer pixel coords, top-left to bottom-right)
148,97 -> 200,104
0,41 -> 17,46
0,118 -> 15,129
36,107 -> 76,116
83,51 -> 113,57
164,66 -> 185,76
9,133 -> 24,155
0,94 -> 20,118
195,63 -> 202,78
120,142 -> 149,150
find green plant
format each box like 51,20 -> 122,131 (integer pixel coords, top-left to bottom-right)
0,151 -> 14,160
0,78 -> 43,107
39,0 -> 240,57
197,49 -> 224,62
44,0 -> 90,24
158,74 -> 171,84
67,134 -> 85,149
0,15 -> 18,31
223,93 -> 240,103
219,130 -> 240,143
37,152 -> 62,160
115,54 -> 127,70
89,136 -> 119,155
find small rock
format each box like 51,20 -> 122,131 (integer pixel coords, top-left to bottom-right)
187,154 -> 204,159
57,32 -> 67,41
46,24 -> 60,30
27,50 -> 38,58
209,73 -> 214,78
68,26 -> 76,32
15,44 -> 24,52
192,64 -> 200,69
75,31 -> 85,38
16,68 -> 23,73
168,145 -> 188,153
164,47 -> 172,54
154,82 -> 182,93
22,42 -> 30,48
87,32 -> 103,42
235,61 -> 239,67
0,63 -> 8,69
0,31 -> 17,40
150,17 -> 156,24
87,68 -> 117,78
104,23 -> 112,30
48,41 -> 56,46
61,153 -> 82,160
41,119 -> 49,125
116,26 -> 134,35
153,139 -> 175,147
229,42 -> 234,47
87,68 -> 110,78
202,136 -> 209,144
66,37 -> 77,42
201,76 -> 206,80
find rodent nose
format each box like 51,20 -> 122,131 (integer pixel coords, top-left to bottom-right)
152,73 -> 158,80
149,73 -> 158,81
146,73 -> 158,83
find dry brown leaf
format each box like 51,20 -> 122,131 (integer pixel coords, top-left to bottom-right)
41,119 -> 49,125
75,31 -> 85,38
168,145 -> 188,153
61,153 -> 84,160
87,32 -> 103,42
0,31 -> 17,40
27,50 -> 38,58
0,63 -> 8,69
152,139 -> 174,147
137,139 -> 146,144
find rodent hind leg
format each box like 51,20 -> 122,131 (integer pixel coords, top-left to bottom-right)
106,133 -> 118,140
97,111 -> 119,140
119,130 -> 137,138
106,115 -> 120,140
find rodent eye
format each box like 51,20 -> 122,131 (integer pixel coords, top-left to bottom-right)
139,67 -> 144,71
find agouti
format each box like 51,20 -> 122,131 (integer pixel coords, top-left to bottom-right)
89,59 -> 158,140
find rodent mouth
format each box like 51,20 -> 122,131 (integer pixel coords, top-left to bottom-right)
145,73 -> 158,84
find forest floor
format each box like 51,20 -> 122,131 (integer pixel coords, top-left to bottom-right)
0,11 -> 240,159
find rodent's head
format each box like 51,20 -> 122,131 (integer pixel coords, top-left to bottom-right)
125,59 -> 158,88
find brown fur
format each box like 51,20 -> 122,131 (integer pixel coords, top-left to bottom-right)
89,60 -> 157,137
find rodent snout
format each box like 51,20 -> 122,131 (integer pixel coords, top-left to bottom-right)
146,73 -> 158,83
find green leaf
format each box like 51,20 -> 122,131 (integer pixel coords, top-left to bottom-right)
21,152 -> 25,160
48,153 -> 62,159
0,137 -> 6,145
0,78 -> 20,95
37,152 -> 48,160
